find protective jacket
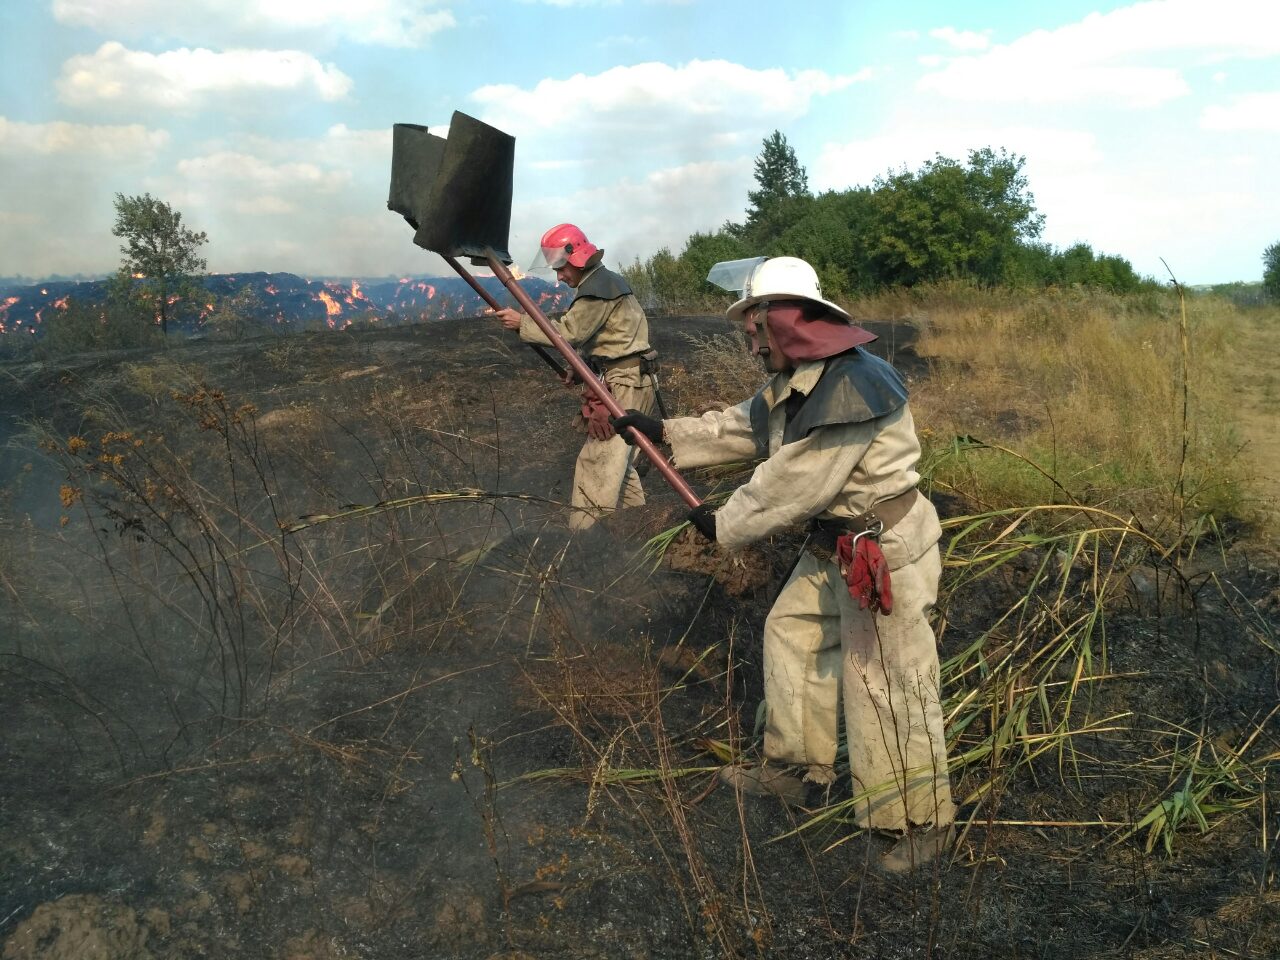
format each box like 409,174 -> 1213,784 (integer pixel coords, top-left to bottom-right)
667,349 -> 938,560
517,265 -> 651,361
665,348 -> 954,831
516,263 -> 656,530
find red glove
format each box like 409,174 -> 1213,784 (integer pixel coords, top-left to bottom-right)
581,388 -> 615,441
836,533 -> 894,615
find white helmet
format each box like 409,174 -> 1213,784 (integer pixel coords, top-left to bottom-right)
725,256 -> 852,324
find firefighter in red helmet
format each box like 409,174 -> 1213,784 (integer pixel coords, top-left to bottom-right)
492,224 -> 659,530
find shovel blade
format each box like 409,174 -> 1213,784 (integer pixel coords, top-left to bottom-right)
387,111 -> 515,264
388,123 -> 445,232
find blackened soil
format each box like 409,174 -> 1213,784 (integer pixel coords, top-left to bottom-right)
1,315 -> 1277,960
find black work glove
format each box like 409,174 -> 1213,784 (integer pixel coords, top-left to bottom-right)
610,409 -> 664,446
687,503 -> 717,541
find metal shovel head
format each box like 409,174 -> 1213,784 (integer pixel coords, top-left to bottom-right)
388,123 -> 445,232
387,111 -> 515,264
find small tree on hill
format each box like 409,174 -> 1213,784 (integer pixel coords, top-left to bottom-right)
736,131 -> 812,245
112,192 -> 208,337
1263,241 -> 1280,302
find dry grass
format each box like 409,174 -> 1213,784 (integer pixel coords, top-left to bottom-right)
838,282 -> 1275,534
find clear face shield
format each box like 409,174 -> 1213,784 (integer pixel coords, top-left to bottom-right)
706,256 -> 768,298
529,243 -> 573,274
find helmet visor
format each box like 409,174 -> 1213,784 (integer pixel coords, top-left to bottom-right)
530,243 -> 572,272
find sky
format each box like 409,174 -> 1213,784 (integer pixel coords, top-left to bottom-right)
0,0 -> 1277,286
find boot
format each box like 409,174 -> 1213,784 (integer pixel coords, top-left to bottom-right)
877,823 -> 954,875
717,764 -> 806,803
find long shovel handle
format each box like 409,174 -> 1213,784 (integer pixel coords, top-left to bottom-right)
442,254 -> 565,378
486,254 -> 703,510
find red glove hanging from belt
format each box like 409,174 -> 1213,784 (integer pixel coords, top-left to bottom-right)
581,384 -> 615,441
836,532 -> 894,615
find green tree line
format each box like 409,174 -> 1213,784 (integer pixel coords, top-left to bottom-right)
624,132 -> 1155,311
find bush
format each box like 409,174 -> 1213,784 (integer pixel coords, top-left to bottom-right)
38,290 -> 162,356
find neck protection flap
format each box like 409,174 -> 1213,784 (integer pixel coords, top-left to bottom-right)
766,303 -> 876,362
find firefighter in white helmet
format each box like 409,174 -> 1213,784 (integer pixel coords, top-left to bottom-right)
492,223 -> 659,530
613,256 -> 955,872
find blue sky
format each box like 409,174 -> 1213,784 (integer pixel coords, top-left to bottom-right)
1,0 -> 1276,284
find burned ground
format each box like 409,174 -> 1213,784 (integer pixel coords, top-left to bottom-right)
1,314 -> 1277,959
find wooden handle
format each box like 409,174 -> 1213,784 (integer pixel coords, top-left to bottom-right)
442,254 -> 565,377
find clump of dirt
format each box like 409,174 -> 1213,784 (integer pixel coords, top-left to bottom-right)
2,895 -> 159,960
663,527 -> 771,596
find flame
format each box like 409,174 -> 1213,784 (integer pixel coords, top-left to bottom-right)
266,284 -> 279,296
0,296 -> 18,315
508,264 -> 526,280
40,288 -> 48,295
132,272 -> 146,279
425,284 -> 436,299
316,289 -> 342,317
398,277 -> 410,284
53,296 -> 68,309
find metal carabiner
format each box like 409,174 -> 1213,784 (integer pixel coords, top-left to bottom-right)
838,520 -> 883,578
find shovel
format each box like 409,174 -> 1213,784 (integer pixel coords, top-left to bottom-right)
387,111 -> 702,510
388,121 -> 563,377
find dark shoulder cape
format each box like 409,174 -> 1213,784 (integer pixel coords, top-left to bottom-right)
748,349 -> 909,455
573,265 -> 633,302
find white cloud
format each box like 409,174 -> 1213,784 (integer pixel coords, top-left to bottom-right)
57,43 -> 352,110
512,158 -> 755,269
471,60 -> 867,137
812,125 -> 1102,193
177,152 -> 351,193
0,211 -> 41,227
52,0 -> 456,48
0,119 -> 175,277
231,195 -> 297,216
929,27 -> 991,51
919,0 -> 1280,107
1201,91 -> 1280,131
0,116 -> 169,158
130,125 -> 407,274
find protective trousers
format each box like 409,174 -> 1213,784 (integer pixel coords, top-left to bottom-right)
568,364 -> 655,531
762,545 -> 955,831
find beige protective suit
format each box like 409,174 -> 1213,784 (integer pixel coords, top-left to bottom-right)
517,265 -> 656,530
666,358 -> 955,831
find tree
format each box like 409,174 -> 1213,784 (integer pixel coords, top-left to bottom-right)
737,131 -> 811,245
1264,241 -> 1280,302
112,192 -> 208,336
863,148 -> 1044,287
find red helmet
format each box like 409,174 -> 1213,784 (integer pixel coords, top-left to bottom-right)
537,223 -> 600,270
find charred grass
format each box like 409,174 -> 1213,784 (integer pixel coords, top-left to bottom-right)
0,306 -> 1278,959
